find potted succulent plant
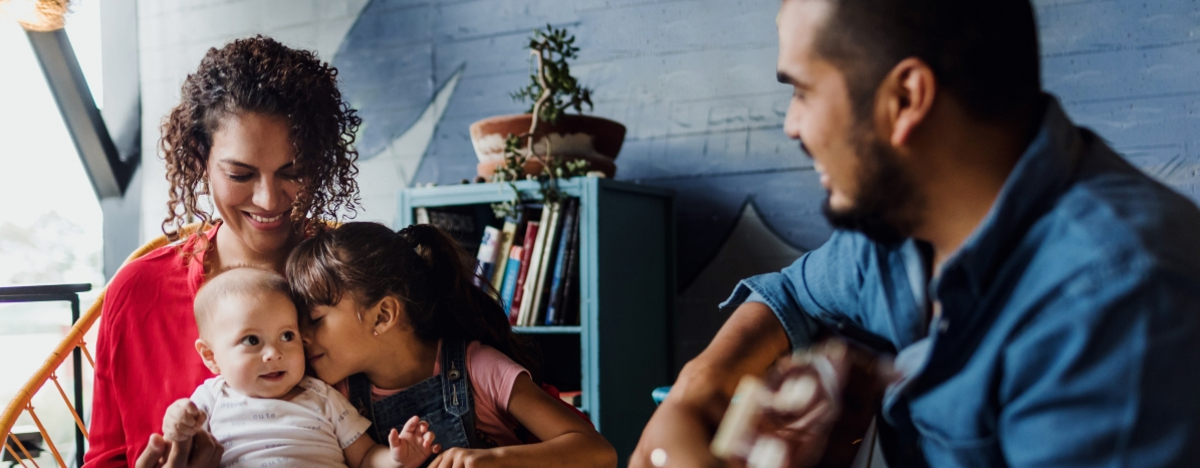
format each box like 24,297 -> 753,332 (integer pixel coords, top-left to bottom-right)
469,24 -> 626,199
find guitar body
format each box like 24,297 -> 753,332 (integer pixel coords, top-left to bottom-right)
811,338 -> 888,468
712,336 -> 892,468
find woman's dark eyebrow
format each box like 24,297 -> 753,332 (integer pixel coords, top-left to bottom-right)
218,159 -> 295,172
218,158 -> 256,170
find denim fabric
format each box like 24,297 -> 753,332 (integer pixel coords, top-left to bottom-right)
724,97 -> 1200,468
348,340 -> 491,455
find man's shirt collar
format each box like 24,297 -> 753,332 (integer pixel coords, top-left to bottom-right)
935,96 -> 1084,298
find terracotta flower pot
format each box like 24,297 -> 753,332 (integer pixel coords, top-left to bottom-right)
469,114 -> 626,180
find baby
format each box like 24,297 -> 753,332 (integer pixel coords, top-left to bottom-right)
161,267 -> 437,468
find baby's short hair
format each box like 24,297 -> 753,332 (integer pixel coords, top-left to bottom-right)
194,267 -> 292,337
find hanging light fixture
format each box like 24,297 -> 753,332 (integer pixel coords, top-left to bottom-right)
0,0 -> 72,32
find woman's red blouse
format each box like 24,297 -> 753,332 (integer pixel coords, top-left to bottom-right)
83,227 -> 218,468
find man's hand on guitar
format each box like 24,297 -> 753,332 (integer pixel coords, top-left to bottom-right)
629,302 -> 792,468
711,339 -> 894,468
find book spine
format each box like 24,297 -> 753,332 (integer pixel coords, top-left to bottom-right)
545,199 -> 579,325
474,226 -> 502,289
490,218 -> 519,289
509,220 -> 540,325
559,207 -> 583,325
518,206 -> 554,326
498,246 -> 523,312
527,201 -> 563,326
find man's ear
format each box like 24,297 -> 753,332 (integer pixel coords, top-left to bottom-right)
372,296 -> 405,335
195,339 -> 220,374
877,57 -> 937,148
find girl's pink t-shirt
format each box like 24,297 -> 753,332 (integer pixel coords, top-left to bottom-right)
337,340 -> 529,446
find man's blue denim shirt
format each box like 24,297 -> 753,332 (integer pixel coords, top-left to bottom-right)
724,97 -> 1200,468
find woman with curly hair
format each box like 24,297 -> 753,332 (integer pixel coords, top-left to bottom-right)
83,36 -> 362,468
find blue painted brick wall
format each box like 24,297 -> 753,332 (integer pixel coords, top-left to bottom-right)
331,0 -> 1200,365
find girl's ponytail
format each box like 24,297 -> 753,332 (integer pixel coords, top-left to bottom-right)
288,221 -> 541,382
399,224 -> 542,381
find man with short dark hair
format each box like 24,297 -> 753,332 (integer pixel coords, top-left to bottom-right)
631,0 -> 1200,466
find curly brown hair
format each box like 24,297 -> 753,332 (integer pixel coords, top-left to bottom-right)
160,35 -> 361,243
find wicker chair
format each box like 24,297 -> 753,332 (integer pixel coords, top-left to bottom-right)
0,223 -> 208,467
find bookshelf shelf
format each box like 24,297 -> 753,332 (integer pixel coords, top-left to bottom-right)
396,176 -> 674,464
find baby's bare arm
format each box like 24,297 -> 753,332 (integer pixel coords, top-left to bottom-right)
347,416 -> 438,468
343,435 -> 377,468
161,399 -> 207,442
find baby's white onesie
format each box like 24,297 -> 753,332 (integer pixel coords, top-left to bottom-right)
191,375 -> 371,468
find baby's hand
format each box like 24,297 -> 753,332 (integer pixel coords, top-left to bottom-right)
388,416 -> 439,467
161,399 -> 207,443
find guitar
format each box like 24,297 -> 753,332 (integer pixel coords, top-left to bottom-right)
710,335 -> 894,468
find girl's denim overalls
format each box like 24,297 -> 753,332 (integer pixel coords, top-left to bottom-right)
347,339 -> 497,451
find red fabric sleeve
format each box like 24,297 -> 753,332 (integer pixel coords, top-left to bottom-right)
82,238 -> 214,468
82,270 -> 131,468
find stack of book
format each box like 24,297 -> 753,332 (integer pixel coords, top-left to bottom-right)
468,199 -> 582,327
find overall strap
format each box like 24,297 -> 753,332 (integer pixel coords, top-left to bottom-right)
439,339 -> 473,417
440,338 -> 489,448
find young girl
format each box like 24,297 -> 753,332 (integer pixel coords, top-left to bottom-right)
285,222 -> 617,468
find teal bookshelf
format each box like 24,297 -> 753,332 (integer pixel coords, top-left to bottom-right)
396,176 -> 674,463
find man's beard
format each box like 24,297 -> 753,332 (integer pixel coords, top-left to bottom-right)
820,130 -> 923,247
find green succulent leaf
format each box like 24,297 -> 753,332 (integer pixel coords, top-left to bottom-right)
498,24 -> 599,207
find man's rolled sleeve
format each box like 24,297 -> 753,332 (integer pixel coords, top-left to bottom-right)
721,274 -> 823,351
720,231 -> 871,351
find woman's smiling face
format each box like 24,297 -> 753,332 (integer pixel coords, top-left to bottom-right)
207,111 -> 302,260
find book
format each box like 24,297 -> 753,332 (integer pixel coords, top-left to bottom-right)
509,219 -> 540,325
527,201 -> 565,326
545,198 -> 579,325
498,246 -> 523,312
559,200 -> 584,325
490,215 -> 522,290
474,226 -> 502,289
560,219 -> 583,326
518,205 -> 555,326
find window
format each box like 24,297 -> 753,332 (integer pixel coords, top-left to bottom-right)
0,2 -> 105,464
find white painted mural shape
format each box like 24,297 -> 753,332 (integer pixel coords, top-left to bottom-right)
352,68 -> 463,226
